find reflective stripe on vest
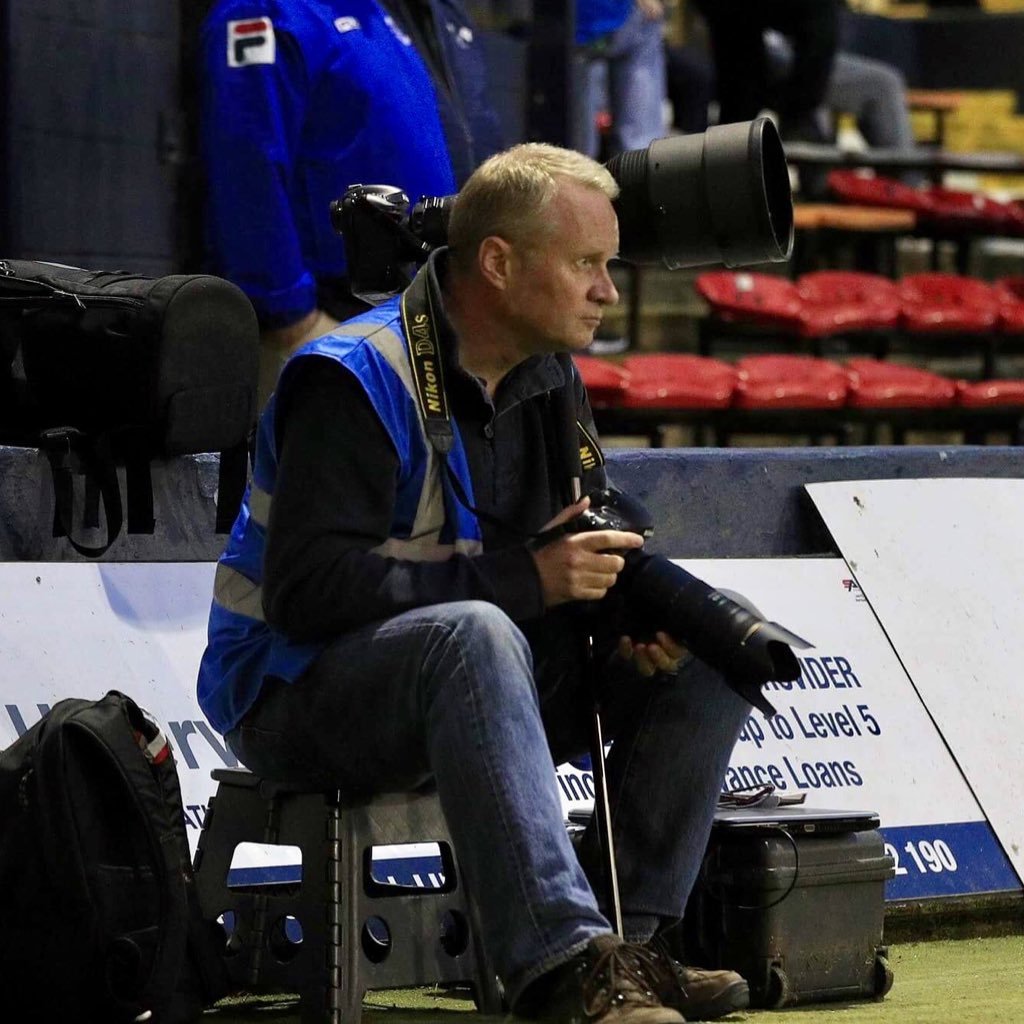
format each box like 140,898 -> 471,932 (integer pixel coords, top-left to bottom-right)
213,562 -> 264,623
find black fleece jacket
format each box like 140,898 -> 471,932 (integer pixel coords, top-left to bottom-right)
261,261 -> 607,645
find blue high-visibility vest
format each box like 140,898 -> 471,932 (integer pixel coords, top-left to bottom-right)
197,296 -> 483,735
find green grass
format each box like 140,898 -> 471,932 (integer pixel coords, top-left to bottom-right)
204,935 -> 1024,1023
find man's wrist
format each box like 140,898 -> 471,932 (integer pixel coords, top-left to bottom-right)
261,308 -> 340,351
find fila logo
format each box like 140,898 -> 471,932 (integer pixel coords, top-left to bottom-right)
227,17 -> 276,67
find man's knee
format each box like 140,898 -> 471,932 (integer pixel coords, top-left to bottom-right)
661,657 -> 755,732
422,601 -> 536,699
444,599 -> 527,648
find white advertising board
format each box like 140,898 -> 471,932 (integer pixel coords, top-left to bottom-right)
556,557 -> 1020,901
0,558 -> 1017,900
807,477 -> 1024,890
0,562 -> 228,842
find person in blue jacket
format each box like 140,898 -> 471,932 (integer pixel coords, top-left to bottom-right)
199,0 -> 504,403
198,140 -> 751,1024
573,0 -> 667,159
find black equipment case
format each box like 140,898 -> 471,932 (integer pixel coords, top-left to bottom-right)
684,807 -> 896,1008
0,259 -> 258,555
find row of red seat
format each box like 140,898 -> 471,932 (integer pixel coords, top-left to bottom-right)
576,353 -> 1024,412
828,170 -> 1024,237
696,270 -> 1024,338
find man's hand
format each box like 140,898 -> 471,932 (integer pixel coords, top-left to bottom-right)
258,308 -> 342,407
616,631 -> 689,678
262,308 -> 341,354
531,497 -> 645,607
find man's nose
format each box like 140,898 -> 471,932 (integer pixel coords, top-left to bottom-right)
593,266 -> 619,305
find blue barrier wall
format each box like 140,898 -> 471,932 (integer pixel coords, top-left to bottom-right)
2,443 -> 1021,562
608,446 -> 1024,557
0,448 -> 224,561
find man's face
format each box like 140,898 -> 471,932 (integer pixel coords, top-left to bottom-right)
504,179 -> 620,354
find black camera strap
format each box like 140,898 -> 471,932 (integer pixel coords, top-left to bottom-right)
398,267 -> 607,546
400,278 -> 455,456
400,281 -> 539,540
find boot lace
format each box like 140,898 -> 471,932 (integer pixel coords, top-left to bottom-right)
643,936 -> 688,1004
581,942 -> 665,1018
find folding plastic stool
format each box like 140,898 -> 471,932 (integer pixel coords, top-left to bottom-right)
192,768 -> 502,1024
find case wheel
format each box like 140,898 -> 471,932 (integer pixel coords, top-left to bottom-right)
765,964 -> 790,1008
873,954 -> 894,999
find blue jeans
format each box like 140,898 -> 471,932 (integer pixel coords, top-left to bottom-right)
228,600 -> 748,1005
574,6 -> 667,157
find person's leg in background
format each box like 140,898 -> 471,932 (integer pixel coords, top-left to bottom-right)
571,48 -> 605,158
665,42 -> 714,134
693,0 -> 769,124
828,52 -> 916,152
603,3 -> 668,154
528,624 -> 750,944
765,0 -> 841,141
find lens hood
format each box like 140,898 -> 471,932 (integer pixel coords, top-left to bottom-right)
608,117 -> 794,270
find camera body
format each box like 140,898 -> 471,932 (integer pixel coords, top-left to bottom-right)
572,487 -> 654,539
569,489 -> 809,717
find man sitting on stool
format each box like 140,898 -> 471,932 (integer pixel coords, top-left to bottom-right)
198,142 -> 751,1022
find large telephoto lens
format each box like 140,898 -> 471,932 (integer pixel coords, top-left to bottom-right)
617,551 -> 810,716
607,117 -> 793,269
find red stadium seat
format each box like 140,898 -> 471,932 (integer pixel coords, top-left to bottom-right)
733,355 -> 848,409
956,378 -> 1024,408
574,354 -> 630,408
695,271 -> 804,331
796,271 -> 901,336
827,170 -> 934,214
955,379 -> 1024,443
897,273 -> 1000,334
993,277 -> 1024,334
845,359 -> 958,408
921,186 -> 1024,235
620,354 -> 737,409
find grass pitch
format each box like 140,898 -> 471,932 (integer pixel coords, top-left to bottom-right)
205,934 -> 1024,1023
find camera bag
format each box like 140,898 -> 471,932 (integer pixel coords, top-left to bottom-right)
0,690 -> 230,1022
0,259 -> 259,555
681,808 -> 895,1008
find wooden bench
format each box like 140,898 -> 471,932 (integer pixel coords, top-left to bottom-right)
792,204 -> 918,277
906,89 -> 964,150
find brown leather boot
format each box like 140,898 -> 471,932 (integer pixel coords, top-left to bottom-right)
644,939 -> 749,1020
530,934 -> 686,1024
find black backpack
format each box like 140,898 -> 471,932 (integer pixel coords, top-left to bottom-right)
0,259 -> 259,556
0,691 -> 230,1022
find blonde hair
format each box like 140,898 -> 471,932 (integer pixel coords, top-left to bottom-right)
447,143 -> 619,269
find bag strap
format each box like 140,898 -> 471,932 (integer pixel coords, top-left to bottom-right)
121,431 -> 156,535
40,428 -> 123,557
42,427 -> 247,551
216,439 -> 250,534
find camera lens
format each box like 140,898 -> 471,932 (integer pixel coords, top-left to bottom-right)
607,117 -> 794,270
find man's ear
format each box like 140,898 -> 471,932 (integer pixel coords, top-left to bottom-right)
478,235 -> 514,290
